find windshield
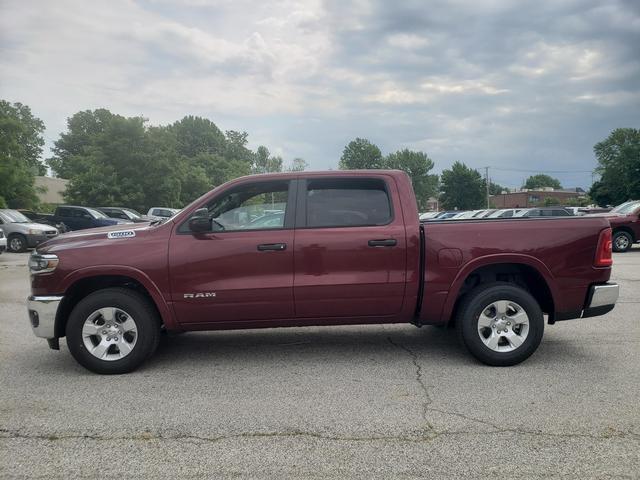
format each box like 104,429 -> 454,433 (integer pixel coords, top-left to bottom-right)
123,208 -> 143,218
0,209 -> 30,223
611,201 -> 640,214
85,207 -> 108,219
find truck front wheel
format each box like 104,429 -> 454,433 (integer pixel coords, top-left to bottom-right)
457,282 -> 544,366
66,288 -> 161,374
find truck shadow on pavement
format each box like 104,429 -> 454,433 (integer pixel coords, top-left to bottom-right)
140,324 -> 593,372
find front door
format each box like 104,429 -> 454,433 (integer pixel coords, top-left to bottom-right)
293,175 -> 407,318
169,179 -> 296,325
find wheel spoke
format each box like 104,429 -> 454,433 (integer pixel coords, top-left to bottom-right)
509,310 -> 529,325
506,331 -> 524,349
485,333 -> 500,350
120,317 -> 137,333
478,312 -> 494,328
82,323 -> 100,336
98,308 -> 115,322
494,300 -> 509,316
117,340 -> 133,357
91,341 -> 110,359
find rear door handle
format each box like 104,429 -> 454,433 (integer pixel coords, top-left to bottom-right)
368,239 -> 397,247
257,243 -> 287,251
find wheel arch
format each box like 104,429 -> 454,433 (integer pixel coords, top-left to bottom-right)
55,267 -> 178,338
442,255 -> 557,325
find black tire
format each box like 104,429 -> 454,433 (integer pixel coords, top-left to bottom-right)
456,282 -> 544,366
8,234 -> 27,253
66,288 -> 161,374
612,231 -> 633,253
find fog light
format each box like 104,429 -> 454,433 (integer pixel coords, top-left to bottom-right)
29,310 -> 39,328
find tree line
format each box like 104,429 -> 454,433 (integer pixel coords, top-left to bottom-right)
1,99 -> 638,211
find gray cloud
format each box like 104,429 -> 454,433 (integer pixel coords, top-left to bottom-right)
1,0 -> 638,188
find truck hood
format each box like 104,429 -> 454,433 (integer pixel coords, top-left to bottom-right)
36,222 -> 159,253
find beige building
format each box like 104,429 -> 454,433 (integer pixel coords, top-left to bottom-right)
35,176 -> 68,205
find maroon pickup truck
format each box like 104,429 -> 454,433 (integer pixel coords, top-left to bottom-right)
606,200 -> 640,252
27,171 -> 619,374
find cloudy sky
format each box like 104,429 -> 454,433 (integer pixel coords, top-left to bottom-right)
1,0 -> 639,188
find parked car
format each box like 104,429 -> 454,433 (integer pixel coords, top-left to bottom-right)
19,209 -> 69,233
514,208 -> 573,217
486,209 -> 524,218
0,230 -> 6,254
98,207 -> 157,223
147,207 -> 179,218
50,206 -> 132,231
0,209 -> 59,253
603,200 -> 640,252
423,211 -> 459,220
419,212 -> 440,220
26,170 -> 618,374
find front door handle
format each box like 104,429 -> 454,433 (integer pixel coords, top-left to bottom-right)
257,243 -> 287,251
368,239 -> 397,247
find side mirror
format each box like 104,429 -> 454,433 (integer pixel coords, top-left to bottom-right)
188,208 -> 212,233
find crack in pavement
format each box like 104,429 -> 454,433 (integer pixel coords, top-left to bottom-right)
384,336 -> 640,440
0,427 -> 637,445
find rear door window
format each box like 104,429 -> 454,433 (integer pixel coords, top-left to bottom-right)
303,178 -> 392,228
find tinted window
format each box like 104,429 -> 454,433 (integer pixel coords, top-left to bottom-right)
305,178 -> 392,228
527,210 -> 541,217
56,208 -> 73,217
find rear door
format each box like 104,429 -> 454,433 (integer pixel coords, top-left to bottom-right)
293,175 -> 407,318
169,179 -> 296,325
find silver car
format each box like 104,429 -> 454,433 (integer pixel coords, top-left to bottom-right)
0,209 -> 59,253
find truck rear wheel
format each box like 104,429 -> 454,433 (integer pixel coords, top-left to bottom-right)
457,282 -> 544,366
612,231 -> 632,252
66,288 -> 161,374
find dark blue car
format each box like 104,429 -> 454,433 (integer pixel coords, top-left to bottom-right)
52,206 -> 132,231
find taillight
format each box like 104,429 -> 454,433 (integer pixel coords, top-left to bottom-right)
594,228 -> 613,267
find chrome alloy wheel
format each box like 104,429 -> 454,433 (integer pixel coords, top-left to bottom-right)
477,300 -> 529,352
614,235 -> 630,250
82,307 -> 138,361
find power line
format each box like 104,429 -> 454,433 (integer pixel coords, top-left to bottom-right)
488,166 -> 594,174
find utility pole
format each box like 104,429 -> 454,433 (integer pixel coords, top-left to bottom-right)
485,166 -> 490,208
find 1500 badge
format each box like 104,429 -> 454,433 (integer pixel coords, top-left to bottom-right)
107,230 -> 136,239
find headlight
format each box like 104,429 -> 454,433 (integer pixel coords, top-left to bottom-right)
28,229 -> 44,235
29,253 -> 59,274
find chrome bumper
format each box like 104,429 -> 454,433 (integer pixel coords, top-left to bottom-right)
583,283 -> 619,318
27,295 -> 63,339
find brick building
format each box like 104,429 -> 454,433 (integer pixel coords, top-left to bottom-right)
490,188 -> 585,208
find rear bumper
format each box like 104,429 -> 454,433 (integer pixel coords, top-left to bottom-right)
27,295 -> 63,339
582,283 -> 619,318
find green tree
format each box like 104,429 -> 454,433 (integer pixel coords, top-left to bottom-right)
543,197 -> 559,206
440,162 -> 485,210
339,138 -> 383,169
48,110 -> 269,211
488,181 -> 506,195
253,146 -> 283,173
523,174 -> 562,190
0,100 -> 46,208
589,128 -> 640,206
287,157 -> 308,172
383,149 -> 438,210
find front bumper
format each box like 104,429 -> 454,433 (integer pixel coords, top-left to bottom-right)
27,295 -> 63,339
583,283 -> 619,318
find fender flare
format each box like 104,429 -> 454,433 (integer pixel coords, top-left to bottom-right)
60,265 -> 179,331
441,253 -> 558,323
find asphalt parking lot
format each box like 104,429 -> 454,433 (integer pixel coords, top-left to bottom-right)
1,248 -> 638,479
